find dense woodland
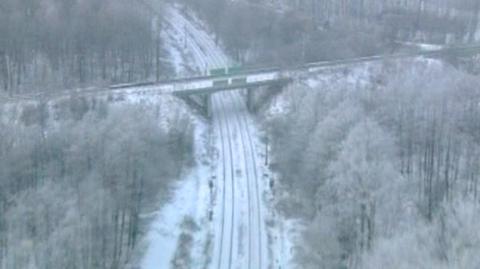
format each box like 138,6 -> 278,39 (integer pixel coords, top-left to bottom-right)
2,0 -> 478,92
0,99 -> 193,269
1,0 -> 479,268
265,60 -> 480,268
182,0 -> 479,65
0,1 -> 194,268
0,0 -> 167,94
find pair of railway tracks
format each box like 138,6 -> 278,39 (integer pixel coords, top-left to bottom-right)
166,5 -> 267,269
213,89 -> 265,269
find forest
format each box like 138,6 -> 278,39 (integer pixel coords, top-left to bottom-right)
1,0 -> 479,268
265,59 -> 480,268
0,0 -> 167,94
182,0 -> 479,65
0,98 -> 193,269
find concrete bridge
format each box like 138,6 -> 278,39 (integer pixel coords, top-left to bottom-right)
3,44 -> 480,110
109,69 -> 293,116
107,43 -> 480,117
174,77 -> 291,117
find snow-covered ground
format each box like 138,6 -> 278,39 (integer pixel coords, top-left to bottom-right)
139,119 -> 210,269
139,3 -> 294,269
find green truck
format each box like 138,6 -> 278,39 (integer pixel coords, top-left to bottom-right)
209,68 -> 227,76
209,66 -> 244,76
227,66 -> 243,75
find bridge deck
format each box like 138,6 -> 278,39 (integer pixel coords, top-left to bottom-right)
173,78 -> 291,96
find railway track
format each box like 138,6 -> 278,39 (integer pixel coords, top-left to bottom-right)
187,6 -> 268,265
213,90 -> 267,269
169,5 -> 243,269
239,91 -> 266,269
212,94 -> 237,269
7,4 -> 476,268
226,89 -> 265,269
171,5 -> 268,268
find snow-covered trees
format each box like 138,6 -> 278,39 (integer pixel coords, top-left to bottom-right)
0,100 -> 193,269
364,198 -> 480,269
0,0 -> 168,94
187,0 -> 387,65
293,115 -> 408,268
265,59 -> 480,268
181,0 -> 477,67
319,119 -> 406,267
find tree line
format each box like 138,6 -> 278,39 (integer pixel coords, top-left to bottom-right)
0,0 -> 168,95
181,0 -> 479,66
0,98 -> 193,269
265,60 -> 480,268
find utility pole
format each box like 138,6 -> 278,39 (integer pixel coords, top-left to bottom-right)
301,34 -> 306,63
265,136 -> 269,166
184,25 -> 188,49
153,16 -> 161,82
1,51 -> 10,94
156,39 -> 161,82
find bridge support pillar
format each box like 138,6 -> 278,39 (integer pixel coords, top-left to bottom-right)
245,83 -> 288,113
204,93 -> 212,117
246,87 -> 254,112
176,93 -> 212,118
